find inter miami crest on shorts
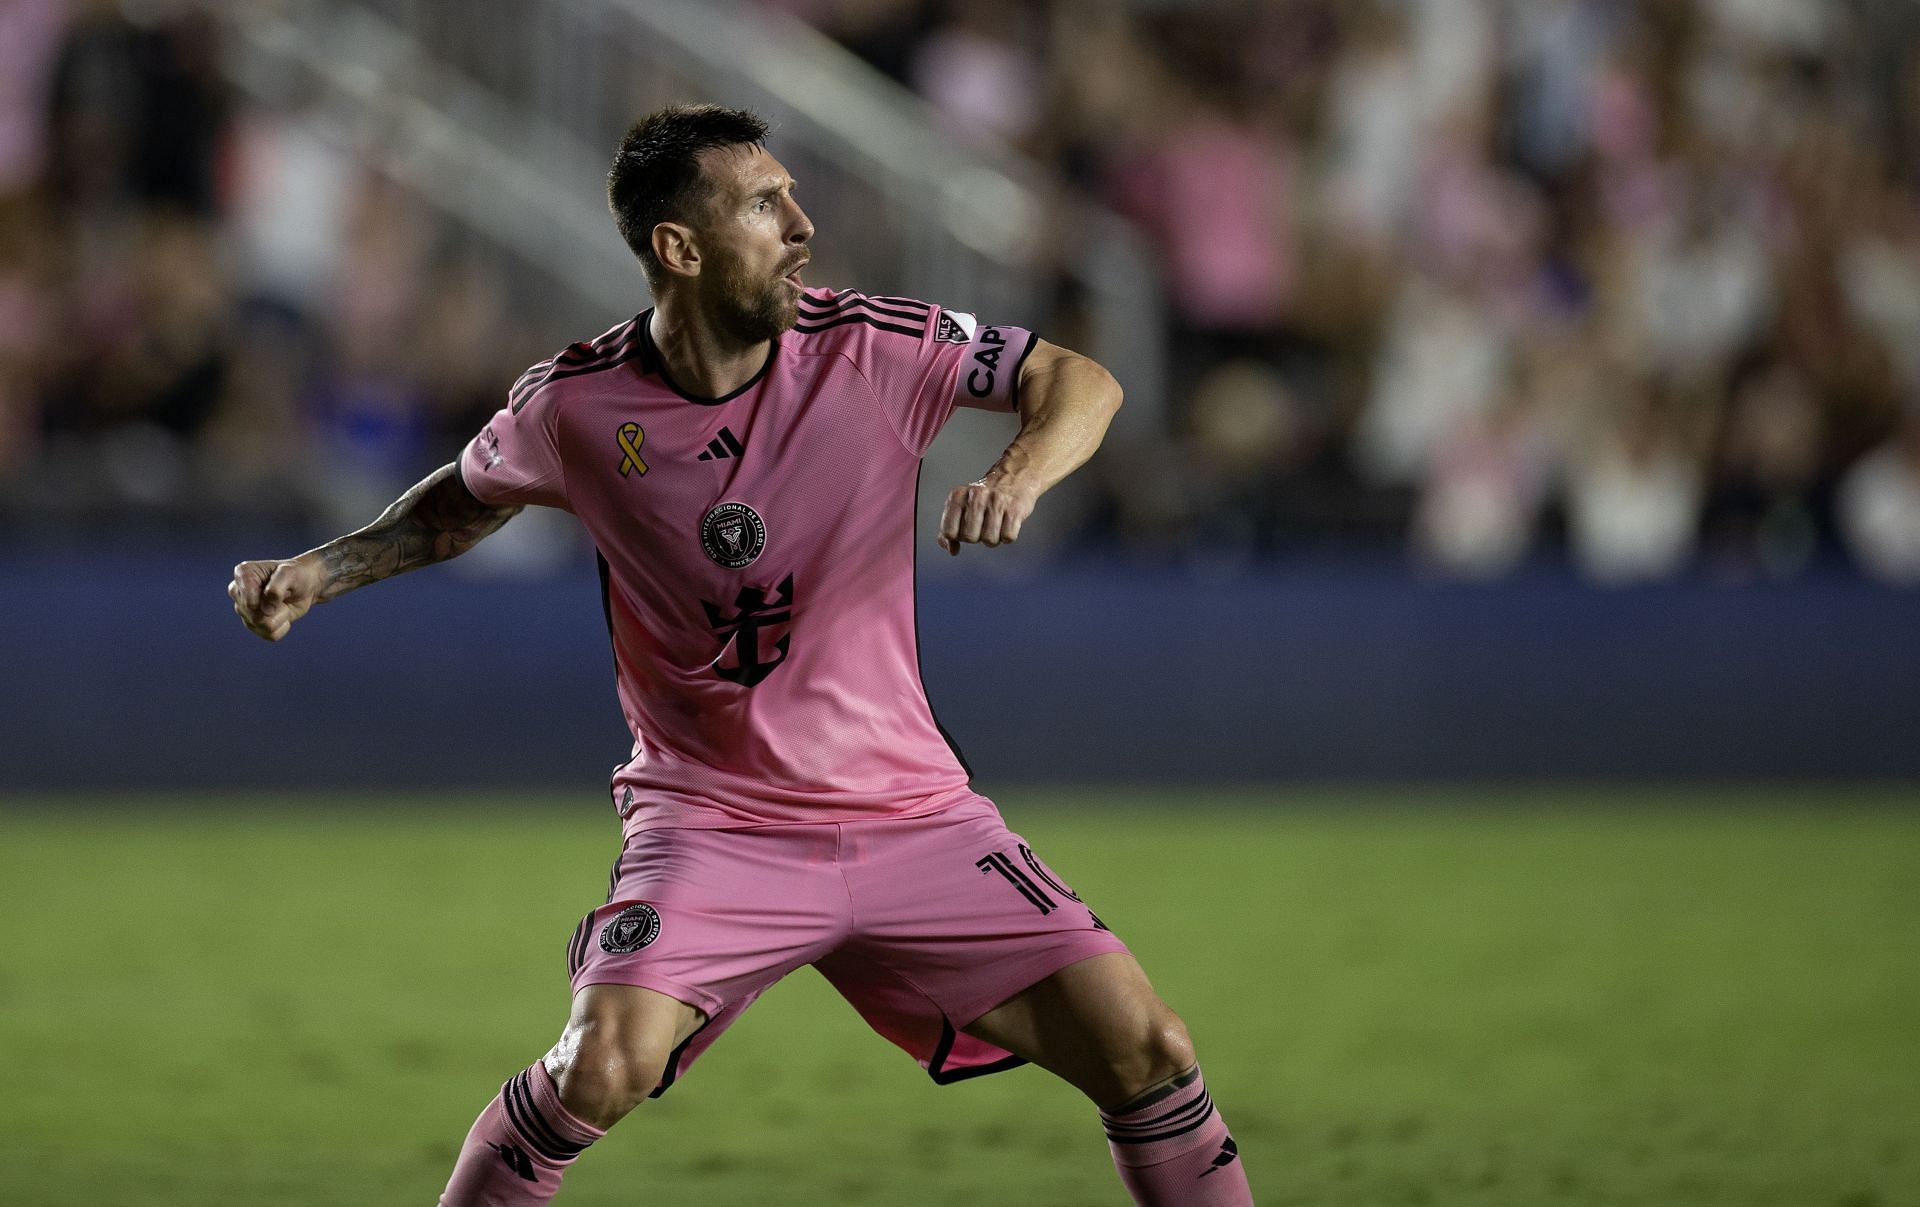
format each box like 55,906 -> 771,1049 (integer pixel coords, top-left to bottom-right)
599,903 -> 662,954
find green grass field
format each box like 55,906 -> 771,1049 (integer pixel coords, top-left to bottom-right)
2,790 -> 1916,1206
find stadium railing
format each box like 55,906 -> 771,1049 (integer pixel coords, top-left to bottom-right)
196,0 -> 1168,552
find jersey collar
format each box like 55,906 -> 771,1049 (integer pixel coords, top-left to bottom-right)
639,309 -> 778,407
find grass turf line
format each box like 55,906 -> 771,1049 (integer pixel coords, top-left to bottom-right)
0,791 -> 1915,1206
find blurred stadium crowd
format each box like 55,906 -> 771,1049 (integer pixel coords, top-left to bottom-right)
4,0 -> 1920,585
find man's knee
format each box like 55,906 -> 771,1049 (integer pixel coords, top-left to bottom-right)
542,984 -> 702,1129
1118,1001 -> 1198,1099
543,1019 -> 673,1129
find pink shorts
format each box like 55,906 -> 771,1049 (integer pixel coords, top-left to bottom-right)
564,794 -> 1129,1094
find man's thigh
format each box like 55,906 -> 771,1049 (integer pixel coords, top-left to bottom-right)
563,822 -> 851,1095
545,983 -> 707,1082
961,950 -> 1187,1107
570,823 -> 846,1008
818,801 -> 1130,1080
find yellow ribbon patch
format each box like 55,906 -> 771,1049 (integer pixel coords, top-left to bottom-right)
617,422 -> 648,477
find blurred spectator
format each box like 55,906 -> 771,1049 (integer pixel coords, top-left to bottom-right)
0,0 -> 69,198
45,1 -> 226,216
1702,362 -> 1827,578
1106,81 -> 1297,349
226,90 -> 357,318
7,0 -> 1920,592
792,0 -> 935,84
1414,346 -> 1565,577
908,0 -> 1042,148
1839,411 -> 1920,584
1566,386 -> 1708,584
1355,268 -> 1511,487
0,196 -> 57,478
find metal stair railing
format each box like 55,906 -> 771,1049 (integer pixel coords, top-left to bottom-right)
215,0 -> 1167,437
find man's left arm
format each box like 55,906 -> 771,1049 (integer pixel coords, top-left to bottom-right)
937,340 -> 1123,555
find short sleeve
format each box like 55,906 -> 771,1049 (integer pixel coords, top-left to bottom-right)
458,384 -> 569,512
822,291 -> 1034,457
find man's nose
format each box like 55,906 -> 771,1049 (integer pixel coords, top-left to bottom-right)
786,203 -> 814,245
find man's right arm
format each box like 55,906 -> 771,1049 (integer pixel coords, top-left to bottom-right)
229,463 -> 521,642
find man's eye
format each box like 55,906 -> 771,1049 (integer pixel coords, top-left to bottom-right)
754,199 -> 770,213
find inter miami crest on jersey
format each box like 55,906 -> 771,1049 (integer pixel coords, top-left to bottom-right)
701,501 -> 765,569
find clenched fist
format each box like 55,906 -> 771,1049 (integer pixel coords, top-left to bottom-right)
937,475 -> 1037,556
229,555 -> 325,641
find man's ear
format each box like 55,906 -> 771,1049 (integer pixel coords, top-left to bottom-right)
653,222 -> 701,279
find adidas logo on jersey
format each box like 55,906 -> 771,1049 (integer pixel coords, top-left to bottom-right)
697,427 -> 747,462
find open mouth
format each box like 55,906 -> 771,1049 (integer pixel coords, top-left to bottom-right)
782,258 -> 809,289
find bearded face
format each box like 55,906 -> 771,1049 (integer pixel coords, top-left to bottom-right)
661,145 -> 811,344
702,239 -> 802,344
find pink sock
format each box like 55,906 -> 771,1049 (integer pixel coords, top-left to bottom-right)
1101,1067 -> 1253,1205
439,1062 -> 606,1206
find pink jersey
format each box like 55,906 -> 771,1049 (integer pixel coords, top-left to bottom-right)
459,288 -> 1036,830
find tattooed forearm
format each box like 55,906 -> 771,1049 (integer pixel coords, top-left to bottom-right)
312,464 -> 521,601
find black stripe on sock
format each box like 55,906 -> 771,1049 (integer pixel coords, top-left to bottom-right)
504,1071 -> 587,1161
1105,1100 -> 1216,1145
1103,1090 -> 1212,1134
519,1081 -> 588,1160
1105,1082 -> 1205,1128
1101,1066 -> 1204,1118
499,1076 -> 559,1162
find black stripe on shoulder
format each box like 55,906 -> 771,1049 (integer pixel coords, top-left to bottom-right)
798,293 -> 930,323
508,359 -> 555,398
509,316 -> 642,413
790,312 -> 924,340
867,294 -> 934,313
812,287 -> 931,310
524,318 -> 637,380
590,316 -> 638,352
510,324 -> 644,413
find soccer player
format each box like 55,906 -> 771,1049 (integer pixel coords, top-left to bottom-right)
229,104 -> 1253,1206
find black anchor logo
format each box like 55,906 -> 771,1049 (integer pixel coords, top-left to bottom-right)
701,574 -> 794,687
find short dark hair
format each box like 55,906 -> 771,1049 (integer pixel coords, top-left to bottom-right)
608,104 -> 771,284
